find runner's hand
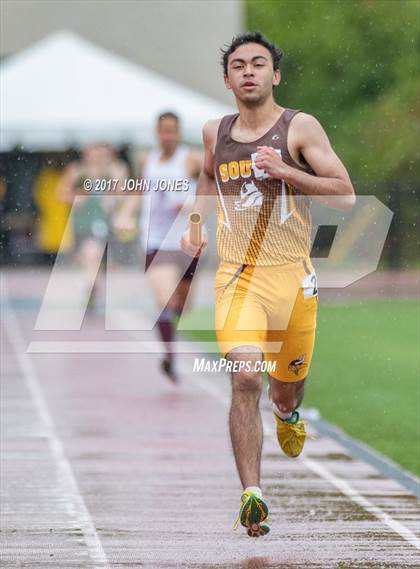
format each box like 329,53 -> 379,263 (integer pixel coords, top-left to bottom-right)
181,228 -> 208,257
255,146 -> 293,179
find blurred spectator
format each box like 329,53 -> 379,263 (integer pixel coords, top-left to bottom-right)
33,156 -> 72,263
58,143 -> 128,309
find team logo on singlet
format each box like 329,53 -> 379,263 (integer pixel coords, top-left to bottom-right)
288,354 -> 306,375
234,181 -> 263,211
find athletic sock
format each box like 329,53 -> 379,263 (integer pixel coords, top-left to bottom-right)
271,401 -> 293,421
244,486 -> 262,499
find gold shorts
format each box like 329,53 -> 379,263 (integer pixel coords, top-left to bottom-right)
215,260 -> 318,382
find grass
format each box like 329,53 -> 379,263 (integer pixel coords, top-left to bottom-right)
180,300 -> 420,476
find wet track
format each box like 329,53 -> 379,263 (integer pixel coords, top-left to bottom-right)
1,270 -> 419,568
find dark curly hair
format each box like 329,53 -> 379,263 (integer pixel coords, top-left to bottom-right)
221,31 -> 283,75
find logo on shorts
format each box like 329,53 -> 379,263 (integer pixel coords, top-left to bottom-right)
288,354 -> 306,375
234,181 -> 263,211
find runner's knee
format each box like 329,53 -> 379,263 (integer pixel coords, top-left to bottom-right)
232,359 -> 262,392
233,367 -> 262,392
229,348 -> 262,392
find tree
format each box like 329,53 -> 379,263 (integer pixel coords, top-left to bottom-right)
247,0 -> 419,264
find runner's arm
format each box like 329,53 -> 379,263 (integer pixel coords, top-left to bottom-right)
186,149 -> 204,179
256,114 -> 356,211
180,120 -> 219,256
190,120 -> 219,221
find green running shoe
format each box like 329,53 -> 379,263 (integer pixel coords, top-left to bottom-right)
234,491 -> 270,538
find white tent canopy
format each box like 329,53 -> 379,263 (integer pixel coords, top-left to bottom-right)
0,31 -> 233,150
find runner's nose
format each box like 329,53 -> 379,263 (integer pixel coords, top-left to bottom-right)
243,65 -> 254,77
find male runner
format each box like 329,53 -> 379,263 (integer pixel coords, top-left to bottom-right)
181,32 -> 355,537
115,112 -> 202,382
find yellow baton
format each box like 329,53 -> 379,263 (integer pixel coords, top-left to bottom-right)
189,212 -> 202,247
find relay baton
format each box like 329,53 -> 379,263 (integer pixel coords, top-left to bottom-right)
189,212 -> 202,247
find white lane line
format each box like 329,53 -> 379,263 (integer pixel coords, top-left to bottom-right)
2,281 -> 109,567
111,310 -> 420,550
190,367 -> 420,551
304,457 -> 420,550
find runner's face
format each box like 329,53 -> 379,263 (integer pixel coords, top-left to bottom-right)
157,118 -> 180,154
224,43 -> 280,105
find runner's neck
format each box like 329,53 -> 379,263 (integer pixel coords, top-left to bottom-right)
235,99 -> 283,134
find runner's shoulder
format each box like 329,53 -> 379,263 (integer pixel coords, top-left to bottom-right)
291,112 -> 325,135
203,118 -> 222,141
203,118 -> 223,154
289,112 -> 329,149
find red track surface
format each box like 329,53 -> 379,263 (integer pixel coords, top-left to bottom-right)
1,269 -> 419,568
